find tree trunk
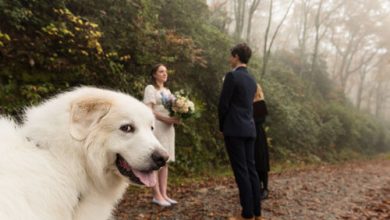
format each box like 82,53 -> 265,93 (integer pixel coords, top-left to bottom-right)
356,70 -> 367,110
310,0 -> 323,75
261,0 -> 273,77
233,0 -> 246,41
261,0 -> 292,78
297,0 -> 311,72
375,82 -> 384,117
246,0 -> 261,43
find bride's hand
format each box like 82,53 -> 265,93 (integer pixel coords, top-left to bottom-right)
160,116 -> 180,125
170,117 -> 181,125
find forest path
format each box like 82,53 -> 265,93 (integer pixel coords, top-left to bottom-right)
114,158 -> 390,220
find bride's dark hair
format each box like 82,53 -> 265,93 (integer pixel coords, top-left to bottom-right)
150,63 -> 168,87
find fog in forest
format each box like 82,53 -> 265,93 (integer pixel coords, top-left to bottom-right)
208,0 -> 390,121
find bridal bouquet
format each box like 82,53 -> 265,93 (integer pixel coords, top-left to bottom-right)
161,90 -> 196,120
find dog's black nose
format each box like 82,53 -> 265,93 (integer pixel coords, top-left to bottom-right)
151,148 -> 169,169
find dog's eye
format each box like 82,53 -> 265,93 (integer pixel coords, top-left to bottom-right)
151,126 -> 154,131
120,124 -> 135,133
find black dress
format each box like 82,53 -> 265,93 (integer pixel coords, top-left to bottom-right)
253,100 -> 270,172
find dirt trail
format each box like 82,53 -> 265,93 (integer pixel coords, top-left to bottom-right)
114,159 -> 390,220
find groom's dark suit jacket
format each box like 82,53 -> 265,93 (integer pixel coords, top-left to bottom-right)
218,66 -> 257,137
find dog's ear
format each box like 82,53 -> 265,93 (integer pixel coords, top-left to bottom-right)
69,99 -> 111,141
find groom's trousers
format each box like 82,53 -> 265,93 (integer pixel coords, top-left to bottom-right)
224,136 -> 261,218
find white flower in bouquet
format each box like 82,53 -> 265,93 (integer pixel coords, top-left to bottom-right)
188,100 -> 195,112
163,90 -> 196,119
173,96 -> 190,114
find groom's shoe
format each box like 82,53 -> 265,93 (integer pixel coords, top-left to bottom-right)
227,216 -> 254,220
261,189 -> 269,200
152,198 -> 171,207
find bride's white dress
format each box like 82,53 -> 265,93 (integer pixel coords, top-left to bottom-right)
143,84 -> 175,162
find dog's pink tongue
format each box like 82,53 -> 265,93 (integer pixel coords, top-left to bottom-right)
132,170 -> 156,187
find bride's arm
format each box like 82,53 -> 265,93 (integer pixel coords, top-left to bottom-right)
145,103 -> 180,124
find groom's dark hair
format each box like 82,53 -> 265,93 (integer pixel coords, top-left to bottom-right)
231,43 -> 252,64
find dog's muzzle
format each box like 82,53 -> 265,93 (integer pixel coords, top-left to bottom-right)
115,149 -> 169,187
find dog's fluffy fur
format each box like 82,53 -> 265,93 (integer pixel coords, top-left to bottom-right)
0,87 -> 168,220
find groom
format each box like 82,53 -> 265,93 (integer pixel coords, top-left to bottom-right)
218,43 -> 262,220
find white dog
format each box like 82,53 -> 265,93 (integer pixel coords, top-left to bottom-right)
0,87 -> 168,220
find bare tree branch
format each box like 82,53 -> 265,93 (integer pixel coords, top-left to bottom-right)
246,0 -> 261,43
261,0 -> 293,77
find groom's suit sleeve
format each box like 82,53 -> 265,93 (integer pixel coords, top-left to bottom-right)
218,72 -> 235,132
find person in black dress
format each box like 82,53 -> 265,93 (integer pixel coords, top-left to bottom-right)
253,83 -> 270,200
